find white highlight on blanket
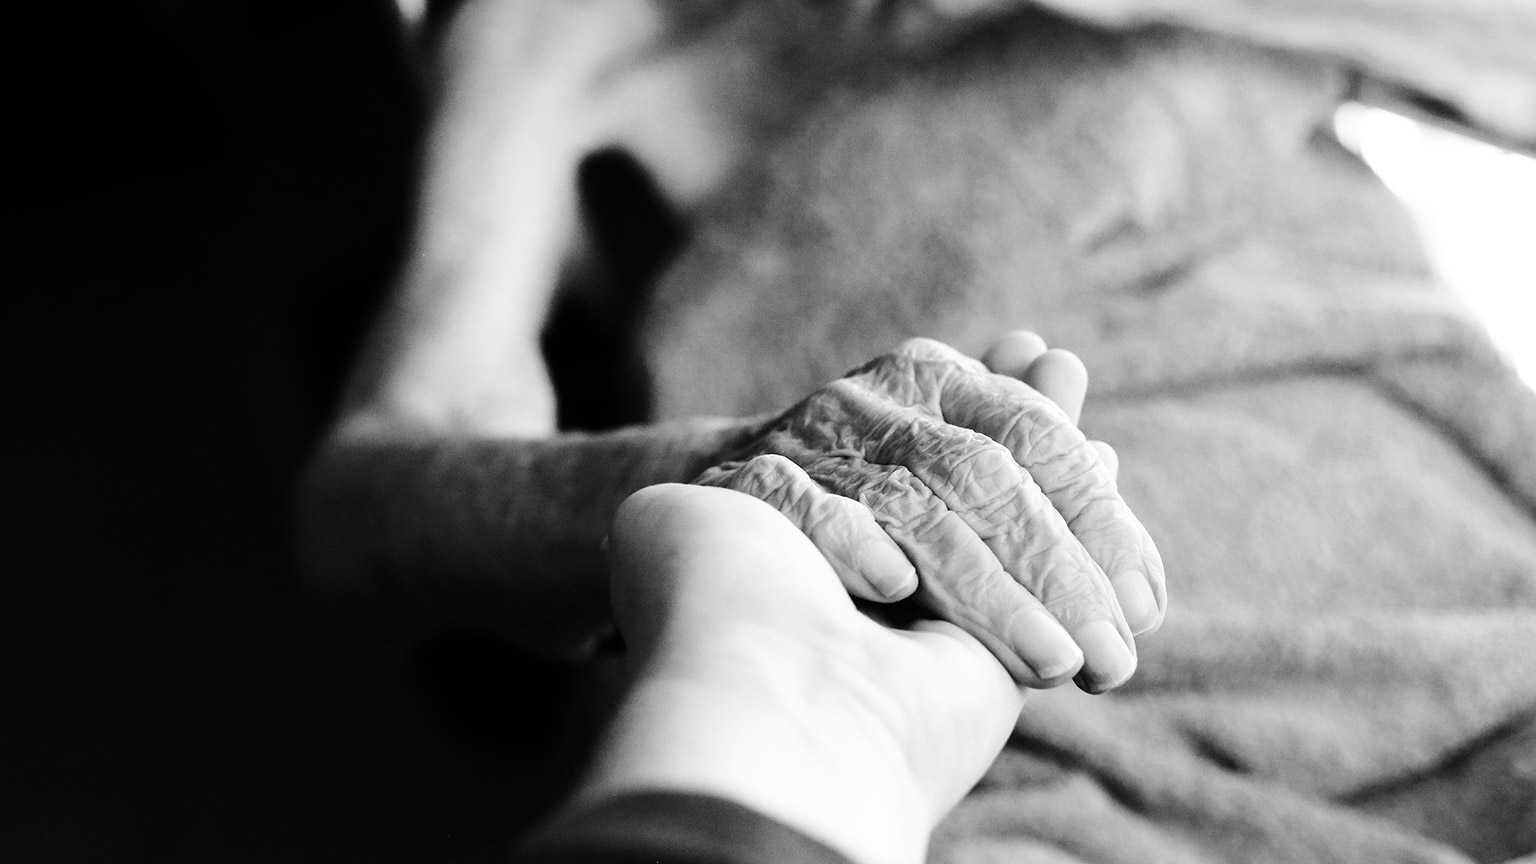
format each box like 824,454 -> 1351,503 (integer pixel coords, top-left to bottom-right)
1335,102 -> 1536,389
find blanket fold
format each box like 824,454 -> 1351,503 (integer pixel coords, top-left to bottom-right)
636,8 -> 1536,861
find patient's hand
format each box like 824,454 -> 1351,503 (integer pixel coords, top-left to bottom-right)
695,333 -> 1164,691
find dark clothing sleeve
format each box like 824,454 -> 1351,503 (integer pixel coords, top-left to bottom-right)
510,790 -> 856,864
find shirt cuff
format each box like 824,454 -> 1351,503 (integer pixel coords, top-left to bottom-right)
511,789 -> 856,864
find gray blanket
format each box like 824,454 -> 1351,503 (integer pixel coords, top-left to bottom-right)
639,10 -> 1536,862
931,191 -> 1536,864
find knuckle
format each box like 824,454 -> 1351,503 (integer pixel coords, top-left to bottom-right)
893,336 -> 955,360
693,462 -> 742,487
819,376 -> 868,405
806,487 -> 868,529
1052,454 -> 1112,511
787,390 -> 882,451
1037,413 -> 1091,459
948,439 -> 1023,503
864,404 -> 924,450
1007,404 -> 1073,458
745,452 -> 797,475
868,416 -> 1028,520
860,341 -> 982,411
837,464 -> 939,530
758,427 -> 811,459
706,453 -> 807,505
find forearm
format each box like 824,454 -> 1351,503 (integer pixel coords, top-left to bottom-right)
297,416 -> 762,654
302,1 -> 769,653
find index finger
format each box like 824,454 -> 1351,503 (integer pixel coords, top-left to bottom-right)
942,373 -> 1165,633
873,339 -> 1167,635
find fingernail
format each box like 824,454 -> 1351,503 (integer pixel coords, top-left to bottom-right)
1074,620 -> 1137,693
1009,609 -> 1084,680
1112,572 -> 1158,635
859,540 -> 917,600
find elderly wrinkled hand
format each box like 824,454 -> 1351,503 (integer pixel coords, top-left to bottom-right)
696,333 -> 1165,691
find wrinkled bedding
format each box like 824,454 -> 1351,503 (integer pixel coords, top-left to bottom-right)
637,8 -> 1536,862
929,214 -> 1536,864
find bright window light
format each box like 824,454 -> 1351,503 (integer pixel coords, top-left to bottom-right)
1334,102 -> 1536,389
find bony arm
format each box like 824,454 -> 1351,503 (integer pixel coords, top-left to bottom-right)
296,416 -> 763,657
296,1 -> 772,655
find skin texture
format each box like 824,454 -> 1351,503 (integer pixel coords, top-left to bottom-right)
585,482 -> 1027,864
699,336 -> 1164,689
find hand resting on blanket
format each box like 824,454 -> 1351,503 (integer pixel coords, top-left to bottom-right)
695,333 -> 1164,691
304,331 -> 1163,693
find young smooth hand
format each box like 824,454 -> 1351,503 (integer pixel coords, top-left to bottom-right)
585,482 -> 1027,864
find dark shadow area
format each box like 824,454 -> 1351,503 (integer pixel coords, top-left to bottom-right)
542,148 -> 688,432
6,2 -> 572,861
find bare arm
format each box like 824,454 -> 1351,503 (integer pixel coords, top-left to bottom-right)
299,418 -> 760,656
303,0 -> 770,654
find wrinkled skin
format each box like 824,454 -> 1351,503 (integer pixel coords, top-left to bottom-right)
697,334 -> 1165,691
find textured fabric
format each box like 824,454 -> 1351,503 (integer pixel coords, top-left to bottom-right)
512,791 -> 853,864
1032,0 -> 1536,142
637,9 -> 1536,864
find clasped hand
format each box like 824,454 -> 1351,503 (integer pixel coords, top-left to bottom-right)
694,332 -> 1166,691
